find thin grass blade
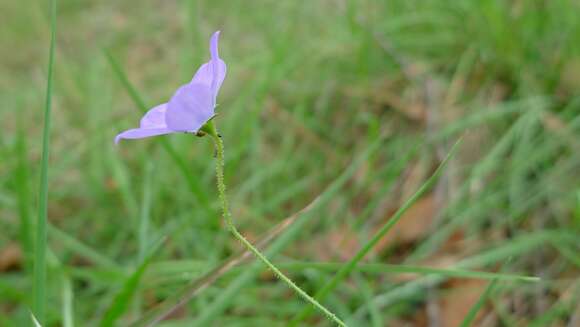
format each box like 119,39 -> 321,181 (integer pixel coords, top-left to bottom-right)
100,238 -> 165,327
277,262 -> 538,283
288,138 -> 463,326
190,138 -> 384,327
62,274 -> 74,327
459,279 -> 498,327
33,0 -> 57,323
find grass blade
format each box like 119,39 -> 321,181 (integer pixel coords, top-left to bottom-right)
350,231 -> 562,320
190,138 -> 384,326
459,279 -> 497,327
130,138 -> 382,327
48,224 -> 121,270
288,138 -> 463,326
276,262 -> 538,283
31,312 -> 42,327
33,0 -> 57,323
100,238 -> 165,327
130,196 -> 321,327
16,104 -> 33,273
62,275 -> 74,327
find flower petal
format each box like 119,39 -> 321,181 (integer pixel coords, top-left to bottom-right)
115,127 -> 174,144
191,31 -> 227,102
192,61 -> 227,95
165,83 -> 214,132
140,104 -> 168,129
210,30 -> 221,60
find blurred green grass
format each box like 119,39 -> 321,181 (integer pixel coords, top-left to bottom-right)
1,0 -> 579,326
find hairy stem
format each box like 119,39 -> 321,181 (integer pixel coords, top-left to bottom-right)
207,122 -> 346,326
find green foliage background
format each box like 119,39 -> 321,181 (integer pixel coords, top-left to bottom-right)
1,0 -> 579,326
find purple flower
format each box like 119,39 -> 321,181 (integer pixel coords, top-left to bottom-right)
115,31 -> 227,144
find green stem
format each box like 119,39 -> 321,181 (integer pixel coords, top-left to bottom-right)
207,122 -> 346,327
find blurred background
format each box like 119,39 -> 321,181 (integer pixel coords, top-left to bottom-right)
1,0 -> 579,326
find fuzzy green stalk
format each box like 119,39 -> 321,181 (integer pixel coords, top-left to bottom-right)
204,121 -> 346,327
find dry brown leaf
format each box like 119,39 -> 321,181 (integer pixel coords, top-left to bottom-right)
541,112 -> 580,150
439,279 -> 488,327
558,57 -> 580,94
0,243 -> 22,271
309,223 -> 360,261
349,78 -> 427,124
375,194 -> 438,252
400,161 -> 432,201
375,89 -> 426,123
388,308 -> 428,327
265,98 -> 341,162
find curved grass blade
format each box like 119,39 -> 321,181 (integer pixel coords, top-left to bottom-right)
130,201 -> 313,327
132,137 -> 383,327
190,138 -> 384,327
288,138 -> 463,326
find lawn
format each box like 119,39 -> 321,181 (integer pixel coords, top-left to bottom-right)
1,0 -> 579,326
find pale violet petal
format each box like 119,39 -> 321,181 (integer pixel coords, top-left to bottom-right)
115,128 -> 174,144
191,59 -> 227,94
191,31 -> 227,104
165,83 -> 214,132
140,104 -> 168,129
